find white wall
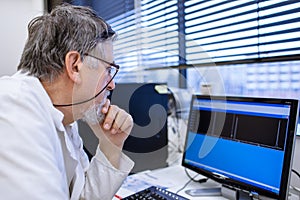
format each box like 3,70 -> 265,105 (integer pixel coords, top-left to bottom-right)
0,0 -> 44,76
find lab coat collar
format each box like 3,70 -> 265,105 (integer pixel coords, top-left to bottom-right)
50,107 -> 65,132
14,71 -> 66,132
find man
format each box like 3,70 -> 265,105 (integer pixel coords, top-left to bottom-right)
0,4 -> 134,200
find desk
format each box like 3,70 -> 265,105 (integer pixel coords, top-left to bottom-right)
114,165 -> 228,200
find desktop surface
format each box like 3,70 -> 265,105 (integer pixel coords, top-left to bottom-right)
115,165 -> 228,200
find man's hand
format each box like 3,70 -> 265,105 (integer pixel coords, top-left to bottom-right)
87,99 -> 133,168
100,99 -> 133,148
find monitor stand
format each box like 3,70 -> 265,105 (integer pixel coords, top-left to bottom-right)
185,187 -> 222,197
184,185 -> 256,199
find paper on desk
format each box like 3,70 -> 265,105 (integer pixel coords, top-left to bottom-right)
120,170 -> 177,193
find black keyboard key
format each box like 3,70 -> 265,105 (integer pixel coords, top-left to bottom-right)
122,186 -> 188,200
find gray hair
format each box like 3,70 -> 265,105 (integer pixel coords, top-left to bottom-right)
17,3 -> 116,81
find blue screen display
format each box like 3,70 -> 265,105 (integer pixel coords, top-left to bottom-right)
184,132 -> 284,194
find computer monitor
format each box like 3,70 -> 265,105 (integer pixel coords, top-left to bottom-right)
182,95 -> 298,199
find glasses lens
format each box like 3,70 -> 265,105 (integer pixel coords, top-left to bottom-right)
106,66 -> 118,82
110,66 -> 117,76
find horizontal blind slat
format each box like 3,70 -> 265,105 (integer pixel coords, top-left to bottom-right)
185,0 -> 300,65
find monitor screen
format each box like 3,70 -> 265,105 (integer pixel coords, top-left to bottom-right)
182,95 -> 298,199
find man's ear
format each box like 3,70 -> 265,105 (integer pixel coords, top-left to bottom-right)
65,51 -> 82,84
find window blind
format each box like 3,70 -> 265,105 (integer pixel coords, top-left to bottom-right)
70,0 -> 134,21
108,0 -> 179,82
108,10 -> 140,81
70,0 -> 300,71
138,0 -> 179,68
92,0 -> 134,21
258,0 -> 300,58
184,0 -> 300,66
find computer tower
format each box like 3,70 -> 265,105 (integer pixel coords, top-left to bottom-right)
78,83 -> 169,173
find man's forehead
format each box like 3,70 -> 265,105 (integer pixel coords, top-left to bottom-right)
91,41 -> 114,58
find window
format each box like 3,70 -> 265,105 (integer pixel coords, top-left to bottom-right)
185,0 -> 300,65
184,0 -> 300,98
68,0 -> 300,99
187,60 -> 300,99
108,0 -> 180,84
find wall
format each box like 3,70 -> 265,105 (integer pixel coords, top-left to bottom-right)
0,0 -> 44,76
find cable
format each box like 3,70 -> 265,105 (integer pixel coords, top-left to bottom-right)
176,168 -> 209,194
176,173 -> 197,194
292,169 -> 300,179
290,169 -> 300,198
184,168 -> 208,183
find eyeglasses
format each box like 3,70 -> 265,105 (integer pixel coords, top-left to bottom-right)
53,53 -> 120,107
84,53 -> 119,79
80,53 -> 119,101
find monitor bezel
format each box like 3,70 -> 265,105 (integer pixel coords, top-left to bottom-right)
181,95 -> 298,200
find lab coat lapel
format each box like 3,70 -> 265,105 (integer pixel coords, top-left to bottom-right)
50,100 -> 85,199
57,128 -> 85,200
57,130 -> 78,188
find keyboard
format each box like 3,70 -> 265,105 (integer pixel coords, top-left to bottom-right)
122,186 -> 189,200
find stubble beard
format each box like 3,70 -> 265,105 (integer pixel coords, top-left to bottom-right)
81,91 -> 110,125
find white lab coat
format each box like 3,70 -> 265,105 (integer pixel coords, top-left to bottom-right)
0,71 -> 134,200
